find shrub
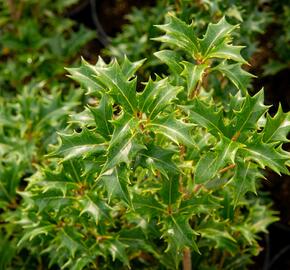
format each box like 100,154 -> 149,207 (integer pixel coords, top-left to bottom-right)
19,14 -> 289,269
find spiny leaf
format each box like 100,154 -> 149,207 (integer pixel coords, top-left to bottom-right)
195,136 -> 239,184
242,137 -> 289,175
147,115 -> 195,147
102,115 -> 140,173
88,94 -> 113,140
262,105 -> 290,144
230,161 -> 261,206
138,144 -> 179,178
163,215 -> 199,254
160,174 -> 180,205
94,59 -> 138,114
231,90 -> 268,138
181,61 -> 208,97
186,98 -> 225,137
153,14 -> 199,57
121,55 -> 146,78
138,77 -> 182,119
132,194 -> 165,217
213,62 -> 255,93
200,17 -> 238,58
100,165 -> 132,206
54,128 -> 106,161
154,50 -> 183,74
66,57 -> 106,95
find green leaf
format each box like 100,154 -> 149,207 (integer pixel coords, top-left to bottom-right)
138,77 -> 182,119
229,90 -> 268,140
121,55 -> 146,78
160,174 -> 180,205
262,105 -> 290,144
154,50 -> 183,74
102,115 -> 139,173
187,98 -> 225,137
199,17 -> 245,63
230,161 -> 260,206
195,137 -> 239,184
95,59 -> 138,114
106,239 -> 129,266
138,144 -> 179,178
66,57 -> 106,95
147,115 -> 195,147
88,94 -> 113,140
213,62 -> 254,93
100,166 -> 132,206
54,128 -> 106,161
163,215 -> 199,253
154,14 -> 199,57
181,61 -> 208,97
132,194 -> 165,217
242,137 -> 289,175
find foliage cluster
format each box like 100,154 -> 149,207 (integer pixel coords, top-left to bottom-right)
0,1 -> 289,269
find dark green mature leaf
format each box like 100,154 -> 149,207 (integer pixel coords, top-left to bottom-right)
181,61 -> 208,97
88,94 -> 113,140
230,161 -> 261,206
242,137 -> 289,175
100,165 -> 132,206
163,215 -> 199,253
154,14 -> 199,57
66,57 -> 106,95
154,50 -> 183,74
187,98 -> 225,137
106,239 -> 129,266
95,59 -> 138,114
120,55 -> 146,78
195,137 -> 239,184
199,17 -> 246,63
230,90 -> 268,138
214,62 -> 255,93
138,77 -> 182,119
102,115 -> 140,173
132,194 -> 165,217
138,144 -> 179,178
54,128 -> 106,161
148,115 -> 195,147
262,105 -> 290,144
160,174 -> 180,205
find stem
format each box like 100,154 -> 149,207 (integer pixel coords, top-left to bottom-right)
218,163 -> 236,174
183,247 -> 192,270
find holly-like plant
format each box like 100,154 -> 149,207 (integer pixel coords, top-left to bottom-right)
20,14 -> 289,269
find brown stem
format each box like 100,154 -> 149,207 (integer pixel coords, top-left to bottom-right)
183,247 -> 192,270
218,163 -> 236,174
231,131 -> 240,141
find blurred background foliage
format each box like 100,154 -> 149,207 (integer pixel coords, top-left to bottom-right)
0,0 -> 289,269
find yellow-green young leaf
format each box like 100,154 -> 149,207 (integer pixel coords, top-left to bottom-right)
99,165 -> 132,206
138,77 -> 182,119
262,105 -> 290,144
54,128 -> 106,161
153,14 -> 199,57
181,61 -> 208,97
88,94 -> 113,140
147,115 -> 195,147
213,62 -> 255,94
